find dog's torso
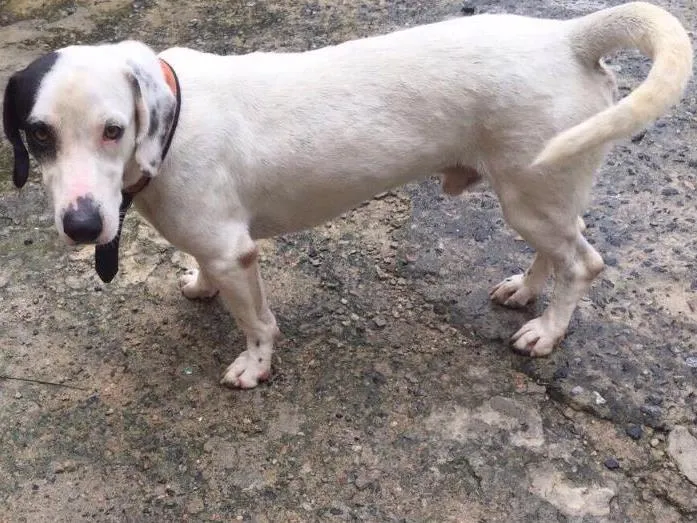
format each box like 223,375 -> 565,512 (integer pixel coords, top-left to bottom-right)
134,14 -> 615,256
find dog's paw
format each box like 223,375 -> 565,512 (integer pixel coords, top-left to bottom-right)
510,318 -> 562,357
490,274 -> 536,308
220,350 -> 271,389
179,270 -> 218,300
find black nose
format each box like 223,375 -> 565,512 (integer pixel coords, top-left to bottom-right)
62,196 -> 103,243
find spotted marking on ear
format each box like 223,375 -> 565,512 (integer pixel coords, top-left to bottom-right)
148,106 -> 160,136
128,59 -> 177,177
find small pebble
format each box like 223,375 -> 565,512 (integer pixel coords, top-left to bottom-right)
354,473 -> 373,491
53,461 -> 77,474
604,458 -> 621,470
553,367 -> 569,380
640,405 -> 662,418
646,394 -> 663,406
631,131 -> 646,143
593,391 -> 607,405
626,425 -> 643,440
460,2 -> 476,15
650,438 -> 660,447
433,303 -> 447,315
14,392 -> 22,399
373,317 -> 387,328
685,356 -> 697,368
570,385 -> 584,396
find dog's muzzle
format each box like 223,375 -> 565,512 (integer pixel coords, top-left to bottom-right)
62,196 -> 103,243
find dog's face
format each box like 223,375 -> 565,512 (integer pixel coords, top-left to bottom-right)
2,41 -> 176,245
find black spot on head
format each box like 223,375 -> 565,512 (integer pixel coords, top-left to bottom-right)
3,52 -> 59,187
4,52 -> 59,126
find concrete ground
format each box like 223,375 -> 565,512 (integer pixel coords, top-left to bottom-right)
1,0 -> 696,521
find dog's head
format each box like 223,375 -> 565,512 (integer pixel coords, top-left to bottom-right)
2,41 -> 176,245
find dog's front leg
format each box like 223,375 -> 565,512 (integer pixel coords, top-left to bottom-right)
202,233 -> 279,389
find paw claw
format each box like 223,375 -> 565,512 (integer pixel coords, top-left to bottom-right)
490,274 -> 535,308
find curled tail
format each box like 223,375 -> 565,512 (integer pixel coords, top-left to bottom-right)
531,2 -> 693,169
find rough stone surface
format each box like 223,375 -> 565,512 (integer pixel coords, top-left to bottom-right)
528,464 -> 616,518
668,426 -> 697,487
1,0 -> 696,521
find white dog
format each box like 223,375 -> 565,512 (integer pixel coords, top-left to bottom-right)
3,2 -> 692,388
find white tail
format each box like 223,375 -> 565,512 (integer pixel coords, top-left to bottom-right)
531,2 -> 693,169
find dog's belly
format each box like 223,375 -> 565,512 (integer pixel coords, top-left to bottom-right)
247,164 -> 485,239
247,168 -> 427,239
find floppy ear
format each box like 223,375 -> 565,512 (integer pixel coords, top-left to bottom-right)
3,74 -> 31,188
2,51 -> 59,188
125,45 -> 177,177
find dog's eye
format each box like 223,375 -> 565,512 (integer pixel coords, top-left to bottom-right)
29,124 -> 51,145
103,124 -> 124,141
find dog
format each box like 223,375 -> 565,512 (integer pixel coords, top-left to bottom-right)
3,2 -> 692,388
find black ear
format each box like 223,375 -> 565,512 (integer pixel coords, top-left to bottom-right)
2,51 -> 59,188
3,74 -> 30,188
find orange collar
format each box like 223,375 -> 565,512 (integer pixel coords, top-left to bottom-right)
159,58 -> 178,97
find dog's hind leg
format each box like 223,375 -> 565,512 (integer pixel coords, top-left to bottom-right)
511,232 -> 603,356
495,187 -> 604,356
201,230 -> 280,388
490,252 -> 551,308
490,216 -> 587,308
